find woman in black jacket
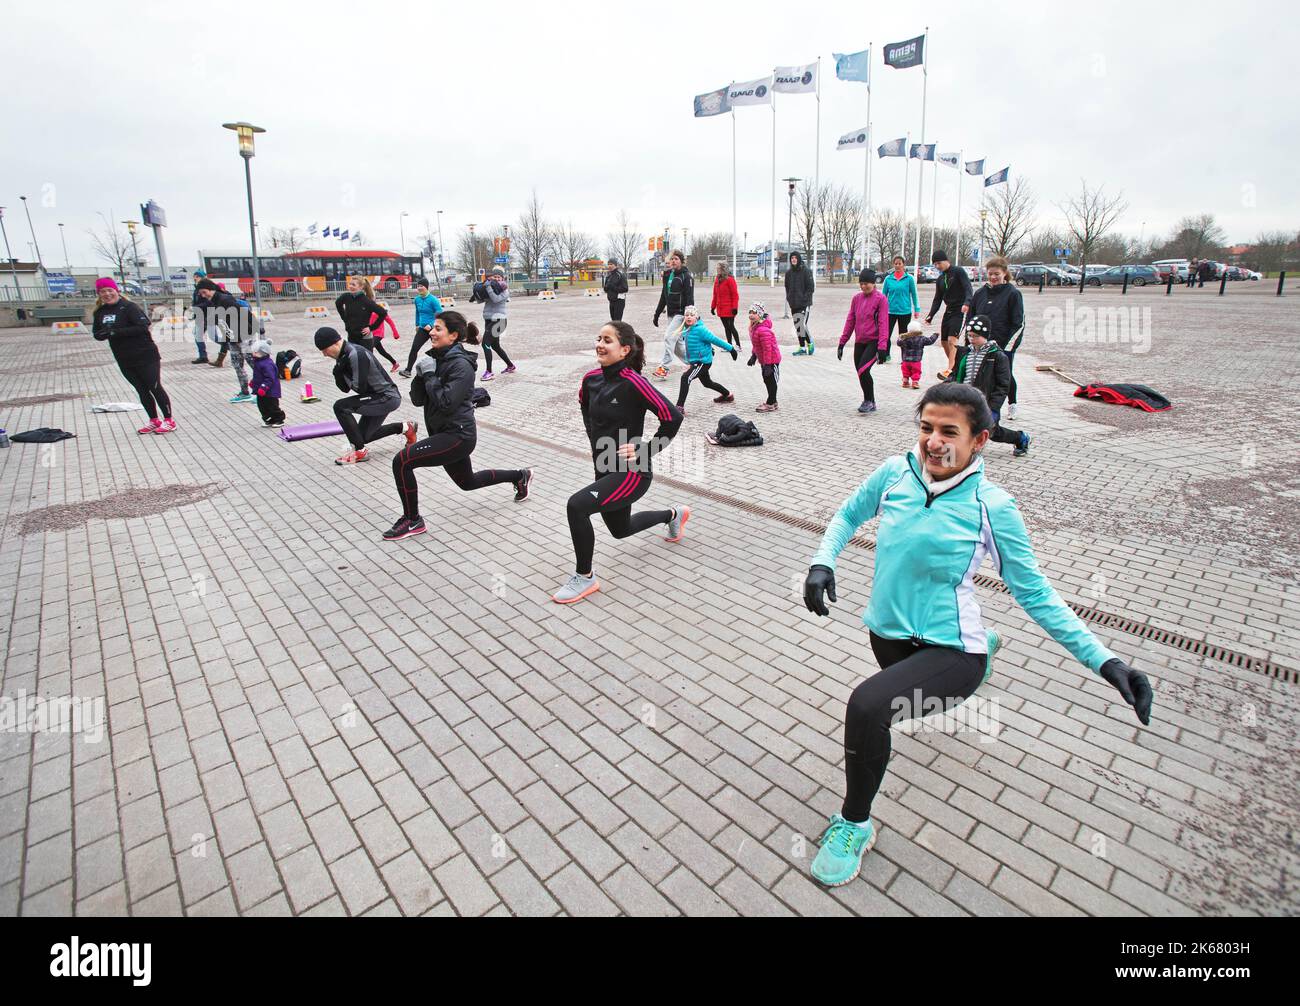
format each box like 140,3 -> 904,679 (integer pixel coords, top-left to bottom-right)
91,278 -> 174,434
553,321 -> 686,604
383,311 -> 533,542
335,275 -> 388,349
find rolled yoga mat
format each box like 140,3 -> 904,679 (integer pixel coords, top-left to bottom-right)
279,420 -> 344,442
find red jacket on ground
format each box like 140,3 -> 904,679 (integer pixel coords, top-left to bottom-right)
711,275 -> 739,318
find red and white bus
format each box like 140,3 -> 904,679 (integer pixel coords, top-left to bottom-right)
197,248 -> 421,295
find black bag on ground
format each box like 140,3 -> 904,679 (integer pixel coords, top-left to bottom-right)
711,414 -> 763,447
470,387 -> 491,408
11,428 -> 76,443
275,349 -> 302,379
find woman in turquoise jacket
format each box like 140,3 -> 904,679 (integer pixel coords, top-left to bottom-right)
400,279 -> 443,377
801,381 -> 1153,887
676,305 -> 737,411
881,254 -> 919,366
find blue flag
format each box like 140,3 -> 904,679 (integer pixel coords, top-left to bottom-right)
877,136 -> 907,158
909,143 -> 936,161
965,159 -> 985,176
341,229 -> 350,241
833,49 -> 870,84
984,166 -> 1010,187
693,87 -> 730,117
323,223 -> 330,236
333,227 -> 341,238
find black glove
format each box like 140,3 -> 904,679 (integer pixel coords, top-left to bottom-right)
747,354 -> 756,367
710,307 -> 716,315
836,344 -> 844,361
730,349 -> 738,361
1099,658 -> 1154,725
803,565 -> 837,616
652,314 -> 661,328
877,348 -> 888,365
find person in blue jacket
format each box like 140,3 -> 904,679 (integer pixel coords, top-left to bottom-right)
881,254 -> 919,366
676,305 -> 737,411
800,381 -> 1153,888
400,278 -> 443,377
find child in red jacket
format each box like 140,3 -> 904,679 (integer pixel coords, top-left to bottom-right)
746,302 -> 782,412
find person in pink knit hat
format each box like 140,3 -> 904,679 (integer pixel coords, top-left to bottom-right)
91,278 -> 175,434
838,269 -> 891,414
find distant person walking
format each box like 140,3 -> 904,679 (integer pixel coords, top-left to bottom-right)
651,250 -> 694,380
92,278 -> 175,434
924,249 -> 973,379
189,270 -> 210,364
785,251 -> 816,355
603,259 -> 629,321
968,256 -> 1025,420
400,278 -> 442,378
479,266 -> 514,380
881,254 -> 919,366
711,260 -> 741,349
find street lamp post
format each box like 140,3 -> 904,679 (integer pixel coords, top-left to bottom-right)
782,178 -> 801,317
58,223 -> 71,272
399,211 -> 409,254
0,208 -> 20,304
436,210 -> 445,273
977,207 -> 988,282
19,196 -> 45,277
123,220 -> 146,307
222,121 -> 267,322
468,223 -> 477,277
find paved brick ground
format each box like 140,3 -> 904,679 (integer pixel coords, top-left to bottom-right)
1,279 -> 1296,916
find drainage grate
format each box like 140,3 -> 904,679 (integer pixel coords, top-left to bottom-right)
479,420 -> 1296,684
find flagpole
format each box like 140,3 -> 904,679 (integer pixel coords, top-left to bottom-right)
862,53 -> 873,269
901,132 -> 910,263
770,98 -> 777,288
955,150 -> 964,267
913,25 -> 929,275
813,56 -> 821,282
929,150 -> 939,262
732,106 -> 738,278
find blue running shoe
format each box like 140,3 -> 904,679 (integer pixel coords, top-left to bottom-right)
984,629 -> 1000,683
811,814 -> 877,887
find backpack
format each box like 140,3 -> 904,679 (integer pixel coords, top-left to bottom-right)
276,349 -> 302,379
471,387 -> 491,408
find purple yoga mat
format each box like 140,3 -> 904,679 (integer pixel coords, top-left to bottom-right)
278,420 -> 344,442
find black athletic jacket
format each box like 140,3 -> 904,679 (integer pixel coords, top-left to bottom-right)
602,269 -> 628,301
653,267 -> 694,320
334,290 -> 388,339
92,300 -> 157,360
784,253 -> 815,311
578,361 -> 683,474
968,282 -> 1025,351
947,343 -> 1011,414
333,340 -> 399,400
928,265 -> 974,317
410,343 -> 477,438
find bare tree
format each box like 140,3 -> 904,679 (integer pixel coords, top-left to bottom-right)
818,184 -> 865,281
683,232 -> 731,276
268,226 -> 305,252
984,177 -> 1037,258
792,183 -> 829,267
867,208 -> 906,269
454,229 -> 494,277
552,221 -> 596,284
88,212 -> 138,282
606,209 -> 644,275
1247,229 -> 1300,274
1155,213 -> 1228,260
1057,180 -> 1128,291
514,189 -> 553,280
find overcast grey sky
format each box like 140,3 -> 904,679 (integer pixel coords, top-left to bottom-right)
4,0 -> 1297,269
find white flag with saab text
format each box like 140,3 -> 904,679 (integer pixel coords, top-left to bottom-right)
773,63 -> 817,94
727,77 -> 773,107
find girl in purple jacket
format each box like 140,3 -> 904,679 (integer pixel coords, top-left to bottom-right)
248,339 -> 285,427
838,269 -> 891,414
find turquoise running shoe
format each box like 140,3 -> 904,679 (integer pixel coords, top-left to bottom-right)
984,629 -> 1001,683
808,339 -> 816,355
811,814 -> 876,887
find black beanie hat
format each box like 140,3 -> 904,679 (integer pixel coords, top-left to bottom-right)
314,327 -> 342,350
967,314 -> 993,339
931,249 -> 949,264
195,278 -> 219,292
858,268 -> 877,284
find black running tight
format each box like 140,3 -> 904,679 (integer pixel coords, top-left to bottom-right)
677,362 -> 729,408
392,433 -> 522,519
853,341 -> 877,404
566,469 -> 672,573
720,315 -> 740,348
114,349 -> 171,420
841,632 -> 986,822
483,318 -> 512,371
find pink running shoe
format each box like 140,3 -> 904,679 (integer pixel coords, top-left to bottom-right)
156,418 -> 177,434
138,418 -> 163,434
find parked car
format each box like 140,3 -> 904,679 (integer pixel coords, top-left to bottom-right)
902,264 -> 939,283
1088,265 -> 1161,286
1225,266 -> 1260,281
1015,263 -> 1071,286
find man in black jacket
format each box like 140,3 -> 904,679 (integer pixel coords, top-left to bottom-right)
603,260 -> 629,322
651,250 -> 693,379
314,326 -> 409,465
924,249 -> 973,378
946,314 -> 1030,456
784,251 -> 816,354
189,271 -> 210,364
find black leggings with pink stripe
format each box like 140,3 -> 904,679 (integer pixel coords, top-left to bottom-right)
567,467 -> 673,574
392,432 -> 522,519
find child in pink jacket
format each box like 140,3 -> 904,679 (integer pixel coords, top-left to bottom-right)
838,268 -> 891,414
746,302 -> 782,412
